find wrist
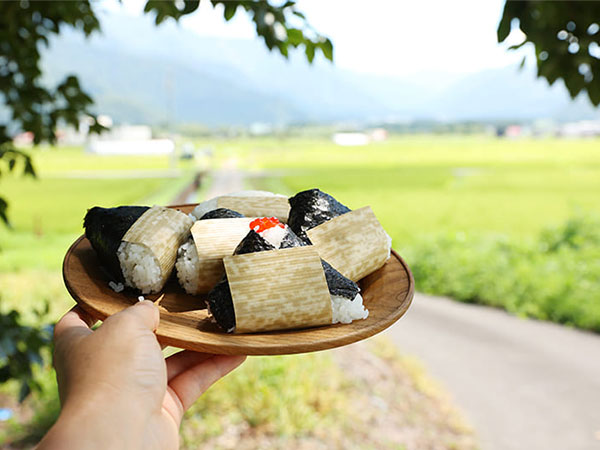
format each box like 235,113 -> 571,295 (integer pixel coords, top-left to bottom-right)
39,395 -> 146,450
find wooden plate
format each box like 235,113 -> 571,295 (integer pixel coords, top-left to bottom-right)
63,204 -> 414,355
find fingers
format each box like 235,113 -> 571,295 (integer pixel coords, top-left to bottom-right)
104,300 -> 160,332
166,351 -> 215,381
54,306 -> 95,342
127,300 -> 160,331
168,355 -> 246,414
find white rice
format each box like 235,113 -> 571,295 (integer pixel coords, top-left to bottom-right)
191,190 -> 286,220
108,281 -> 125,293
259,224 -> 288,248
117,242 -> 162,294
331,293 -> 368,324
191,198 -> 219,220
175,238 -> 201,295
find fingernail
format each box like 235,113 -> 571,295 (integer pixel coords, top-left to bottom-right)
138,300 -> 156,308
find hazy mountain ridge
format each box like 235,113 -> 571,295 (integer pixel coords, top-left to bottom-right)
39,12 -> 600,125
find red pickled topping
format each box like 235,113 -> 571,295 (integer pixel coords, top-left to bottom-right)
249,217 -> 285,233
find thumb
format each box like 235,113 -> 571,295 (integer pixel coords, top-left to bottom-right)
103,300 -> 160,333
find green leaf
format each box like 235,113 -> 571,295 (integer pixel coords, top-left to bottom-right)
278,42 -> 289,58
319,38 -> 333,61
18,382 -> 31,403
224,2 -> 237,21
286,28 -> 303,46
508,40 -> 527,51
497,9 -> 512,42
305,41 -> 315,63
292,10 -> 305,19
587,77 -> 600,106
181,0 -> 200,15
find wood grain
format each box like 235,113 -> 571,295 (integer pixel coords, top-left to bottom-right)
62,203 -> 415,355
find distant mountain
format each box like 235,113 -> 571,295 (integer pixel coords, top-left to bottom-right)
38,11 -> 600,125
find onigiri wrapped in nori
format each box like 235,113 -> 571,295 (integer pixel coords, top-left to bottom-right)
287,188 -> 351,244
84,205 -> 194,294
175,208 -> 245,295
207,217 -> 368,333
288,188 -> 393,282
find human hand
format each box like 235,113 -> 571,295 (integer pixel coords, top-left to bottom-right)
38,301 -> 246,450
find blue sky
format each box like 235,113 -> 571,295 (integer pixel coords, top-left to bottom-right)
101,0 -> 532,78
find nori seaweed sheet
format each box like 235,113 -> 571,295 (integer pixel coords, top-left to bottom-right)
321,260 -> 359,300
233,230 -> 276,254
207,277 -> 235,333
287,188 -> 351,244
83,206 -> 149,281
200,208 -> 244,220
279,227 -> 307,249
280,224 -> 359,300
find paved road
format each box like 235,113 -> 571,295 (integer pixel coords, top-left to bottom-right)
386,293 -> 600,450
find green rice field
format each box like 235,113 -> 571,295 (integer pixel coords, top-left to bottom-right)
214,135 -> 600,239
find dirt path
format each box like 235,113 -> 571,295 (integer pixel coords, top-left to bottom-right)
201,158 -> 244,199
386,292 -> 600,450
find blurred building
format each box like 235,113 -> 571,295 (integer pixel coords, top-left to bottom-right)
86,123 -> 174,155
557,120 -> 600,137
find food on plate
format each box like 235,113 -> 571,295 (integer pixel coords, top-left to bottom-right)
207,217 -> 368,333
192,190 -> 289,223
287,188 -> 352,244
307,206 -> 393,282
176,209 -> 251,295
288,188 -> 392,282
84,205 -> 193,294
81,188 -> 392,334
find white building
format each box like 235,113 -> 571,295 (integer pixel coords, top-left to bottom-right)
86,124 -> 174,155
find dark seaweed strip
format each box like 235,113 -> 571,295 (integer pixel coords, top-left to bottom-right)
200,208 -> 244,220
233,230 -> 276,255
279,227 -> 359,300
321,260 -> 359,300
83,206 -> 149,281
206,277 -> 236,333
287,188 -> 351,244
279,227 -> 307,249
